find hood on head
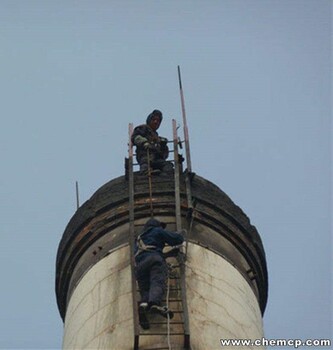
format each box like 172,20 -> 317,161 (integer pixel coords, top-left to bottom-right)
143,218 -> 166,230
146,109 -> 163,125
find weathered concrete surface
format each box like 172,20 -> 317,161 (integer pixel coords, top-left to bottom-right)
186,243 -> 264,350
63,243 -> 264,350
63,246 -> 133,349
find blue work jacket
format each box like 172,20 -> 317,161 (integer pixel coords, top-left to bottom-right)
135,225 -> 184,263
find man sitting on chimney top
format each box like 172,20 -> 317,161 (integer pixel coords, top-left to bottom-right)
131,109 -> 173,176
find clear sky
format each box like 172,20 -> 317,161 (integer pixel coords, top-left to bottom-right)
0,1 -> 331,348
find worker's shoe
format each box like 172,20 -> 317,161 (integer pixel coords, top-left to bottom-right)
138,302 -> 150,329
161,162 -> 174,173
149,305 -> 174,319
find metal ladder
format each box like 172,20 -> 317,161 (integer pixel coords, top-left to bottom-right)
127,120 -> 192,350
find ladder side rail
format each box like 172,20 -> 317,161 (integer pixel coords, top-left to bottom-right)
146,149 -> 154,217
179,259 -> 191,349
172,119 -> 182,231
184,173 -> 193,264
182,124 -> 194,349
178,65 -> 192,173
178,64 -> 194,258
128,123 -> 140,349
172,120 -> 191,349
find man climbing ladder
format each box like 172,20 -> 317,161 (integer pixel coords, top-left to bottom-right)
134,218 -> 184,329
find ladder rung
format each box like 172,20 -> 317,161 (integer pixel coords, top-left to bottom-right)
141,348 -> 171,350
136,290 -> 181,293
140,332 -> 186,336
133,221 -> 176,227
149,321 -> 184,325
153,179 -> 175,183
133,173 -> 175,178
132,200 -> 175,206
135,309 -> 184,314
134,179 -> 174,184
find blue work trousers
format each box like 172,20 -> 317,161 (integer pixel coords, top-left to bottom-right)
135,253 -> 167,306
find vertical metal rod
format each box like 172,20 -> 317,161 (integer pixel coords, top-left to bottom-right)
75,181 -> 79,209
173,119 -> 182,231
178,65 -> 192,173
128,123 -> 140,349
147,149 -> 154,217
173,119 -> 191,348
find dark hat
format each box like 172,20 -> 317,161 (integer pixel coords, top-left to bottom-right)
143,218 -> 167,230
146,109 -> 163,125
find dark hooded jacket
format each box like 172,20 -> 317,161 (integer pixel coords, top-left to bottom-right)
134,219 -> 184,262
131,111 -> 169,161
131,126 -> 169,161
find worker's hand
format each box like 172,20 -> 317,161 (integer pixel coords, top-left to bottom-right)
143,142 -> 155,151
179,229 -> 187,236
159,137 -> 168,144
163,248 -> 180,259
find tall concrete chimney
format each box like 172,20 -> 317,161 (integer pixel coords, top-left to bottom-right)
56,171 -> 268,349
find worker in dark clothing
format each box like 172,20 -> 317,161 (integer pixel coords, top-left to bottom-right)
131,109 -> 173,175
135,218 -> 184,329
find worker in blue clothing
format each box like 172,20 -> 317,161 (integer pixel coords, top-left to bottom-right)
131,109 -> 173,175
135,218 -> 184,329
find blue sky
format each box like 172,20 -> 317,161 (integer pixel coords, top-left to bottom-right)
0,1 -> 331,348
